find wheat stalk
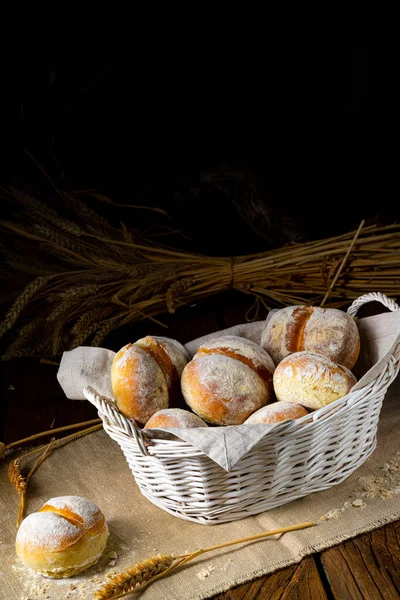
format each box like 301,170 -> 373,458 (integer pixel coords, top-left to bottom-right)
8,459 -> 27,494
3,418 -> 102,454
8,442 -> 55,527
93,521 -> 315,599
93,555 -> 177,599
0,276 -> 53,341
6,423 -> 103,526
1,190 -> 400,360
10,187 -> 85,237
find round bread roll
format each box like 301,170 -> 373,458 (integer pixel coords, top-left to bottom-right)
144,408 -> 208,428
181,335 -> 275,425
261,305 -> 360,369
16,496 -> 108,578
273,351 -> 357,410
111,336 -> 190,425
244,401 -> 309,424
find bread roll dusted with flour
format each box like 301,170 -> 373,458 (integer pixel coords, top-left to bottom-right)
16,496 -> 108,578
144,408 -> 208,428
181,335 -> 275,425
111,336 -> 190,425
261,305 -> 360,369
244,401 -> 309,424
273,351 -> 357,410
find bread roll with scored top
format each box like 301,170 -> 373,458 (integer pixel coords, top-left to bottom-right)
111,336 -> 190,425
244,401 -> 309,424
144,408 -> 208,428
16,496 -> 108,578
273,351 -> 357,410
261,305 -> 360,369
181,335 -> 275,425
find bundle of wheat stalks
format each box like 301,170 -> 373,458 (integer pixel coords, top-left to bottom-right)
0,187 -> 399,360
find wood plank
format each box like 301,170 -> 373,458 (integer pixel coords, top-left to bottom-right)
210,564 -> 298,600
211,557 -> 328,600
321,521 -> 400,600
280,557 -> 328,600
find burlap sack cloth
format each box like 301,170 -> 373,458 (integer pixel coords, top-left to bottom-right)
1,310 -> 400,599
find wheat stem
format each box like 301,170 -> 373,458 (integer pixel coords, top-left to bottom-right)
5,419 -> 102,451
93,521 -> 315,599
320,219 -> 365,307
16,441 -> 55,527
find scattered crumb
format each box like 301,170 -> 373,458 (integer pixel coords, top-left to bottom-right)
107,551 -> 118,560
352,499 -> 366,508
196,565 -> 215,580
108,560 -> 116,567
358,454 -> 400,499
320,509 -> 341,521
321,453 -> 400,521
219,559 -> 234,572
320,502 -> 350,521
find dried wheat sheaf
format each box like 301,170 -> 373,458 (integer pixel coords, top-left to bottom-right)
1,187 -> 399,359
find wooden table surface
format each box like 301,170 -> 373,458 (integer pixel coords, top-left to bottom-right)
1,291 -> 400,599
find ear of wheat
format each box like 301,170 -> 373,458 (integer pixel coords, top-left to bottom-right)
93,522 -> 315,599
1,186 -> 399,360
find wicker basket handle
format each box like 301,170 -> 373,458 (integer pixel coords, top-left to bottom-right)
347,292 -> 400,317
83,385 -> 148,455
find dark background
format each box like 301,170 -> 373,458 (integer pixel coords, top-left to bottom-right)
2,43 -> 395,255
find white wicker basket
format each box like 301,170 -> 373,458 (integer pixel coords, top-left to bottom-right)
84,292 -> 400,525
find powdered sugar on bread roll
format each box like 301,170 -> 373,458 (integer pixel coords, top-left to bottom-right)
16,496 -> 108,578
144,408 -> 208,428
244,401 -> 309,424
181,335 -> 275,426
273,351 -> 357,410
111,336 -> 189,425
261,305 -> 360,369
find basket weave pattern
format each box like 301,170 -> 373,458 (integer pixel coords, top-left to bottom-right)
84,293 -> 400,524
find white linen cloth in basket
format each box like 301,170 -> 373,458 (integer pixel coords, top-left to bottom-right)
57,292 -> 400,524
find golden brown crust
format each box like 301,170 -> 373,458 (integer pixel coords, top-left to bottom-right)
135,336 -> 182,404
285,306 -> 314,353
273,351 -> 357,410
244,401 -> 309,424
144,408 -> 208,428
197,346 -> 274,395
16,496 -> 108,578
111,344 -> 169,425
181,336 -> 275,425
38,504 -> 106,537
112,337 -> 189,423
261,306 -> 361,369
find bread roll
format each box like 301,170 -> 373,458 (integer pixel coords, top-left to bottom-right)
273,351 -> 357,410
144,408 -> 208,428
261,305 -> 360,369
244,401 -> 309,424
111,336 -> 190,425
16,496 -> 108,578
181,335 -> 275,425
